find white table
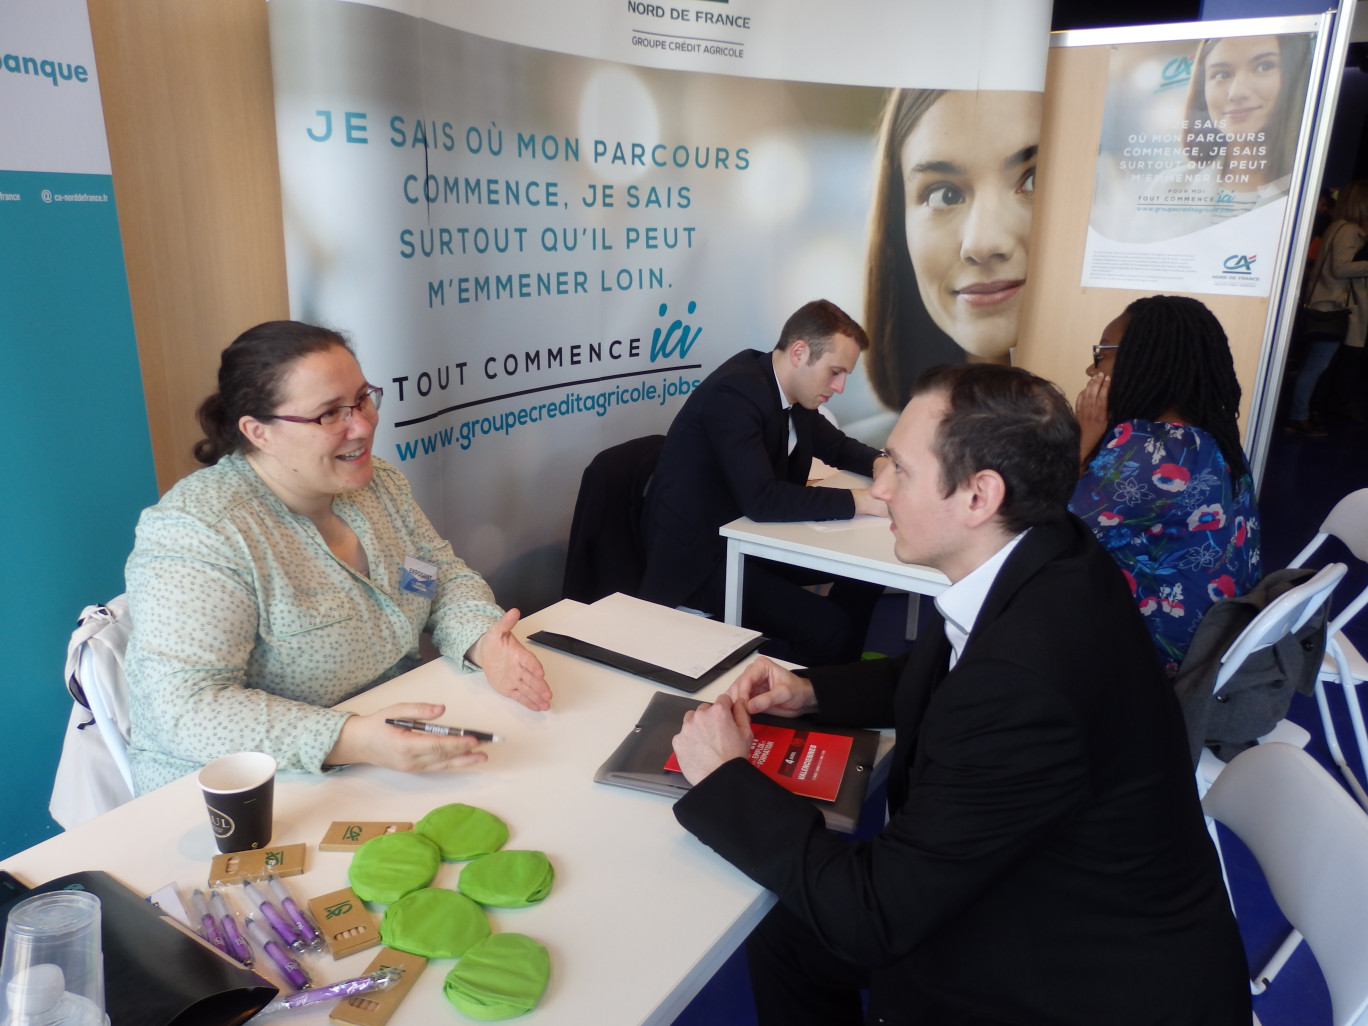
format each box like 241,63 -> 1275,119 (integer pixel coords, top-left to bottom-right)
719,516 -> 949,634
2,602 -> 798,1026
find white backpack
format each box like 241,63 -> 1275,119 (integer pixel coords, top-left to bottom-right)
50,595 -> 135,829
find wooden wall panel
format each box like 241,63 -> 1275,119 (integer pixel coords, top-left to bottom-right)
1016,43 -> 1268,433
87,0 -> 289,491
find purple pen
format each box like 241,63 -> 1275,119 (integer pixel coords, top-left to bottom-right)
257,967 -> 399,1015
267,874 -> 322,951
244,879 -> 305,953
210,889 -> 252,966
246,914 -> 311,991
189,888 -> 230,956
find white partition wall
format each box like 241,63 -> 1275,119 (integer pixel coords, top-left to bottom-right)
266,0 -> 1054,609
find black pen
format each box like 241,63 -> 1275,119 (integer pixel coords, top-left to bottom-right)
385,718 -> 503,742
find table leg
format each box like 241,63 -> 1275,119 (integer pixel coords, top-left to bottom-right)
724,541 -> 744,625
905,592 -> 920,641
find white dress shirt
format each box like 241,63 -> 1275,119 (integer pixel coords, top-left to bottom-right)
935,530 -> 1028,669
773,367 -> 797,454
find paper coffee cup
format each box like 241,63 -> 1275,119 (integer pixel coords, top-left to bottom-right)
198,752 -> 276,853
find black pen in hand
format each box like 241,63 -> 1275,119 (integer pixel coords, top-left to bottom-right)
385,718 -> 503,742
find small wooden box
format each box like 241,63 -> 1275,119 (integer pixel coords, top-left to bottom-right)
307,886 -> 380,959
207,842 -> 306,885
329,948 -> 426,1026
319,821 -> 413,852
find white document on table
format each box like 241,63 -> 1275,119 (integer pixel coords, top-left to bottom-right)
807,458 -> 839,482
550,593 -> 762,679
809,515 -> 888,531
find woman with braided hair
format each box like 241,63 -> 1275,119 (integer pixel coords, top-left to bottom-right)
1068,296 -> 1260,675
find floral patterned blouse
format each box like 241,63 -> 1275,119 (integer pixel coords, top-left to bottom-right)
125,453 -> 502,793
1069,419 -> 1260,676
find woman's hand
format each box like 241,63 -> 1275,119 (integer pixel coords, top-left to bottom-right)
325,702 -> 488,772
469,609 -> 552,711
1074,373 -> 1110,472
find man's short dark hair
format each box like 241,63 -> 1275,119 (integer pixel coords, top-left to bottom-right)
910,364 -> 1079,534
775,299 -> 869,362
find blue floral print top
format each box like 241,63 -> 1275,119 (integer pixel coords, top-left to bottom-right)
1069,419 -> 1260,676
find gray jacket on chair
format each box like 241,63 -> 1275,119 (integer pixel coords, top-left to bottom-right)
1174,567 -> 1328,764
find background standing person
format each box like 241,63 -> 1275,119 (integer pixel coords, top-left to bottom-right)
1288,179 -> 1368,431
863,89 -> 1041,409
125,321 -> 550,793
1306,184 -> 1336,265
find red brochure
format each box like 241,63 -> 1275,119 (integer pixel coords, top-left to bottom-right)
665,723 -> 853,802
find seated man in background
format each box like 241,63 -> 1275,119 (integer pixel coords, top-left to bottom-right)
672,363 -> 1249,1026
640,299 -> 889,665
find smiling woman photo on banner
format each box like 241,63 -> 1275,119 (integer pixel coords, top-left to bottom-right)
1182,32 -> 1311,223
863,88 -> 1042,410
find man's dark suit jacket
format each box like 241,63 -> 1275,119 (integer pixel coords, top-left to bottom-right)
640,348 -> 882,610
675,517 -> 1250,1025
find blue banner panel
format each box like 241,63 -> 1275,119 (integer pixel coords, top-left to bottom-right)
0,168 -> 157,854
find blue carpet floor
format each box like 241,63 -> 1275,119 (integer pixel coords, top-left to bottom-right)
672,413 -> 1368,1026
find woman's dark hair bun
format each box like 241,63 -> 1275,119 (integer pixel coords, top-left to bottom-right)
192,320 -> 350,465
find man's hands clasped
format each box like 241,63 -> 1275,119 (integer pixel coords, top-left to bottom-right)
670,657 -> 818,784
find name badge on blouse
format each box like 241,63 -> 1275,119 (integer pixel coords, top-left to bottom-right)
400,555 -> 438,598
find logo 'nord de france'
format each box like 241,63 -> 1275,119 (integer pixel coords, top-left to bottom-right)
1222,254 -> 1256,275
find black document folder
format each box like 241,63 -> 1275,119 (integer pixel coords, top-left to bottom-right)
530,628 -> 763,692
594,691 -> 880,832
0,870 -> 276,1026
529,594 -> 764,693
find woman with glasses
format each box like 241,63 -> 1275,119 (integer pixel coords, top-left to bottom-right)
1068,296 -> 1260,676
124,321 -> 550,793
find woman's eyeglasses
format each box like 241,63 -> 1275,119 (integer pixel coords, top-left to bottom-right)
270,385 -> 383,428
1092,345 -> 1119,368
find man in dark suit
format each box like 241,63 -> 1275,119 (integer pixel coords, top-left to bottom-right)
641,299 -> 889,664
671,364 -> 1249,1026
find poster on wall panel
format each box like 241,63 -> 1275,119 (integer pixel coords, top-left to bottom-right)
1,0 -> 156,847
1082,30 -> 1317,296
267,0 -> 1051,607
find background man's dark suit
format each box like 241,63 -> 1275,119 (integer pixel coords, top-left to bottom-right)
675,517 -> 1250,1025
641,349 -> 882,661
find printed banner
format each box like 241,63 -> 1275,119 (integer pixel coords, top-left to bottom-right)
267,0 -> 1051,607
1,0 -> 155,848
1082,31 -> 1316,296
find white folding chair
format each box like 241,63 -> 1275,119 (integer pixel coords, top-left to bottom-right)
1290,488 -> 1368,811
50,596 -> 135,828
1202,742 -> 1368,1026
1191,563 -> 1348,999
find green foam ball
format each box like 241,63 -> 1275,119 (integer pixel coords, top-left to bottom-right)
443,933 -> 550,1020
348,830 -> 440,904
458,850 -> 554,908
380,886 -> 491,958
416,803 -> 509,860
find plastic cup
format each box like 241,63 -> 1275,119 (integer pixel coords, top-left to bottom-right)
198,752 -> 276,853
0,890 -> 107,1025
